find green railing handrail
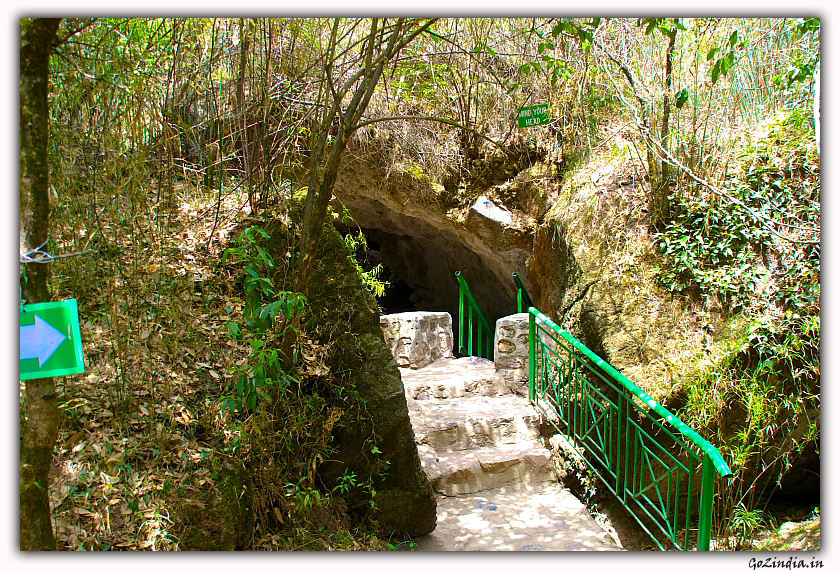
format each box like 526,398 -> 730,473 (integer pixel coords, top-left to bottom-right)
512,272 -> 534,313
529,308 -> 732,478
455,271 -> 495,360
528,307 -> 732,551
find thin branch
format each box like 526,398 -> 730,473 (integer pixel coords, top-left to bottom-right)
354,114 -> 510,155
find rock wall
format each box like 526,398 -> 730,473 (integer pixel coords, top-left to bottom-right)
304,225 -> 437,538
524,141 -> 711,402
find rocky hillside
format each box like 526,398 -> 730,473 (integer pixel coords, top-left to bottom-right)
331,109 -> 820,523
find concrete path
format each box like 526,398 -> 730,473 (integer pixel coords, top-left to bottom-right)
412,482 -> 622,551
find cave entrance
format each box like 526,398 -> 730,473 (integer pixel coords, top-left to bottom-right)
336,214 -> 519,358
350,235 -> 419,314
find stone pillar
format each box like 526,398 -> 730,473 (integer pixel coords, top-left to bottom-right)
380,312 -> 454,369
494,313 -> 531,396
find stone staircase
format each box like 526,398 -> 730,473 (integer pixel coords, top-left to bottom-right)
381,311 -> 623,551
404,357 -> 553,496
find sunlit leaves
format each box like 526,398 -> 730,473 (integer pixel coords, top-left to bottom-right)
638,17 -> 686,40
705,27 -> 747,84
675,88 -> 690,109
655,111 -> 819,316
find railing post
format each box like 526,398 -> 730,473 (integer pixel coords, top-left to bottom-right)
615,385 -> 627,500
528,309 -> 536,403
512,272 -> 533,313
458,283 -> 466,354
477,315 -> 483,359
697,454 -> 716,551
468,304 -> 474,356
455,271 -> 495,360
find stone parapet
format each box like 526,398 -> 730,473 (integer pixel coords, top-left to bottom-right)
494,313 -> 531,396
380,311 -> 454,369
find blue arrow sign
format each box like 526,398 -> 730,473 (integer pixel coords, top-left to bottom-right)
20,315 -> 67,367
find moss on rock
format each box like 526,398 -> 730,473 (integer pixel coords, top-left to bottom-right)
172,462 -> 254,550
304,224 -> 437,538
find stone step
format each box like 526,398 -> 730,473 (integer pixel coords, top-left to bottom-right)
417,442 -> 554,496
400,357 -> 509,399
408,394 -> 541,452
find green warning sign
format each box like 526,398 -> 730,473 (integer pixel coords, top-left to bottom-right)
518,103 -> 550,128
20,299 -> 85,381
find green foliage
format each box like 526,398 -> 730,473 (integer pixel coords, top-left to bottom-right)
331,466 -> 378,509
335,207 -> 390,299
385,537 -> 417,551
224,229 -> 306,329
730,503 -> 773,550
773,18 -> 820,87
706,29 -> 748,84
637,17 -> 686,40
284,479 -> 328,516
656,110 -> 819,545
343,232 -> 389,298
655,196 -> 767,311
221,226 -> 306,414
526,19 -> 600,87
655,111 -> 819,314
682,311 -> 819,546
674,88 -> 690,109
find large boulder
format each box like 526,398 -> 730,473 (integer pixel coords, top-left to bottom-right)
305,224 -> 437,538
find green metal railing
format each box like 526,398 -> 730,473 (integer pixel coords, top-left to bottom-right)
512,272 -> 533,313
455,271 -> 495,360
527,307 -> 733,551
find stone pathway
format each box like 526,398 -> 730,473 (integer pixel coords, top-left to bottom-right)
412,483 -> 621,551
400,355 -> 622,552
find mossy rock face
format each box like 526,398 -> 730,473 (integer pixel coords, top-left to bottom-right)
305,224 -> 437,538
528,150 -> 714,401
172,462 -> 254,550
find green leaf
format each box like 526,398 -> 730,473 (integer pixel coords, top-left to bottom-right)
675,88 -> 690,109
227,322 -> 242,340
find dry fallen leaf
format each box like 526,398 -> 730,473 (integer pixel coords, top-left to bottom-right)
63,432 -> 85,450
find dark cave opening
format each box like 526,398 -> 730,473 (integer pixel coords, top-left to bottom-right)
336,218 -> 519,357
352,236 -> 419,314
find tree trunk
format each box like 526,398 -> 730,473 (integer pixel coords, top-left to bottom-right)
293,18 -> 436,298
652,21 -> 678,229
237,18 -> 256,213
20,17 -> 61,551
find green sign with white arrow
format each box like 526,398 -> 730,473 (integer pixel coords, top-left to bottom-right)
518,103 -> 550,128
20,299 -> 84,381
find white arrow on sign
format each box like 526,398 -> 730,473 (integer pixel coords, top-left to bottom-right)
20,315 -> 67,367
